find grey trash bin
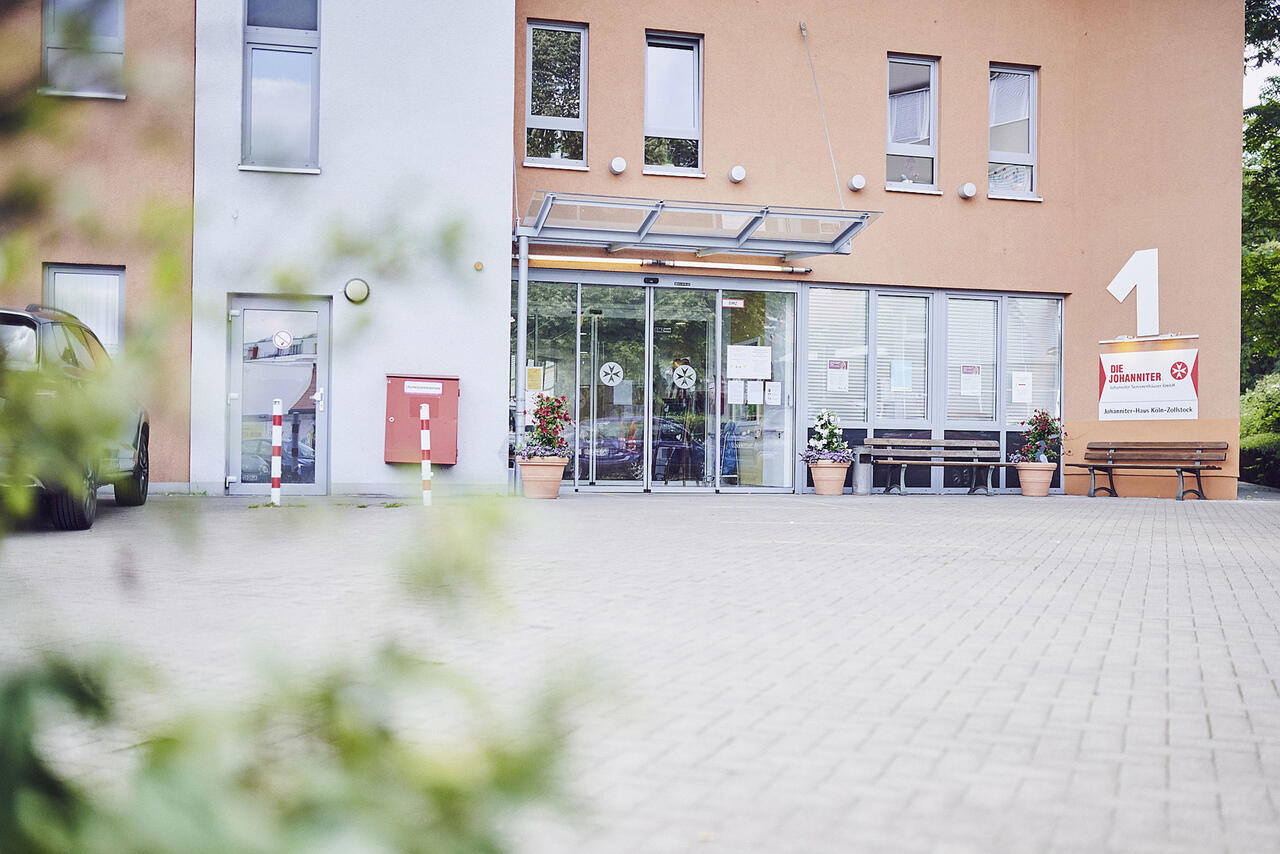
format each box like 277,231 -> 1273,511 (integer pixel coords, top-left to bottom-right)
851,446 -> 872,495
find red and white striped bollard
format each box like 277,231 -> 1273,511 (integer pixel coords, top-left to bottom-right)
420,402 -> 432,506
270,398 -> 282,506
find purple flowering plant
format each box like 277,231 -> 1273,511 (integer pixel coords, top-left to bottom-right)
517,393 -> 571,460
1008,409 -> 1064,463
801,409 -> 854,464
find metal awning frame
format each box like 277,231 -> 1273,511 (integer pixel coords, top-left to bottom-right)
514,191 -> 881,262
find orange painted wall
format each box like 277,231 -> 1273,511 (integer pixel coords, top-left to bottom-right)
514,0 -> 1242,497
0,0 -> 194,483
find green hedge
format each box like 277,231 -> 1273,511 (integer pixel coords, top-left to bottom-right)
1241,432 -> 1280,487
1241,373 -> 1280,437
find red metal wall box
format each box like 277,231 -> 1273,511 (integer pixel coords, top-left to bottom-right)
385,374 -> 459,464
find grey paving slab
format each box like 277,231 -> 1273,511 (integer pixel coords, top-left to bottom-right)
2,492 -> 1280,853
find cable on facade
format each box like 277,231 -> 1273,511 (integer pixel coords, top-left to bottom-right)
800,21 -> 845,211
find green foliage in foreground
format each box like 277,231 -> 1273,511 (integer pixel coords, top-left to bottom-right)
0,644 -> 567,854
1241,432 -> 1280,487
1241,373 -> 1280,437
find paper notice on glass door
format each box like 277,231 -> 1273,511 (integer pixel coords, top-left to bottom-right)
1012,371 -> 1033,403
890,360 -> 912,392
826,359 -> 849,392
960,365 -> 981,397
727,379 -> 745,405
726,345 -> 773,379
746,380 -> 764,404
612,379 -> 632,406
764,381 -> 782,406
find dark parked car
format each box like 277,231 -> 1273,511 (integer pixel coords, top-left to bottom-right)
0,305 -> 150,530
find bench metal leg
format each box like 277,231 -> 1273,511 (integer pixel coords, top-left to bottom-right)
885,463 -> 907,494
966,465 -> 994,496
1177,468 -> 1206,501
1088,467 -> 1117,497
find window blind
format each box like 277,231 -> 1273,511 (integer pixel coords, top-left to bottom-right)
946,298 -> 997,421
806,288 -> 867,423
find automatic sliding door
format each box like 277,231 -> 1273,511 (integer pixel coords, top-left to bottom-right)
578,285 -> 646,485
650,290 -> 716,488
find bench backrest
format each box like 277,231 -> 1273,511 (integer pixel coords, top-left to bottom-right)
1084,441 -> 1228,463
862,437 -> 1003,460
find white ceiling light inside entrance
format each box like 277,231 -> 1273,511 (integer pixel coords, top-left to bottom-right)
515,191 -> 881,262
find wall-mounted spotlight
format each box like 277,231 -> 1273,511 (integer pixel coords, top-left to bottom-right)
728,165 -> 747,183
343,277 -> 371,304
609,157 -> 627,175
958,182 -> 977,199
847,174 -> 867,191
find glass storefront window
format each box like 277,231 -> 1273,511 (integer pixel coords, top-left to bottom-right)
875,294 -> 929,420
946,298 -> 997,421
509,281 -> 577,477
806,288 -> 867,423
1005,297 -> 1061,424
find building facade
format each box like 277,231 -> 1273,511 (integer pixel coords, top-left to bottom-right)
511,0 -> 1243,497
2,0 -> 195,487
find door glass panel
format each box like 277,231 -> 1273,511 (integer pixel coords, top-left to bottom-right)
240,309 -> 318,484
523,282 -> 577,480
875,294 -> 929,420
579,285 -> 646,484
651,290 -> 715,486
1005,298 -> 1061,423
946,298 -> 997,421
721,290 -> 795,489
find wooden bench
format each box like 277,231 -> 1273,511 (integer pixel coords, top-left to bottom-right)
862,438 -> 1014,495
1065,441 -> 1228,500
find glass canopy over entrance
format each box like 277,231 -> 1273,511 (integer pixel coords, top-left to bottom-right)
516,191 -> 881,260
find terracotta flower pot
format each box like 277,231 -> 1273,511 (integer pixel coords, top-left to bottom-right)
518,456 -> 569,499
809,461 -> 851,496
1015,462 -> 1057,497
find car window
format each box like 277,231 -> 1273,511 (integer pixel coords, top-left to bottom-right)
0,319 -> 38,370
41,324 -> 79,371
72,326 -> 112,369
60,324 -> 96,373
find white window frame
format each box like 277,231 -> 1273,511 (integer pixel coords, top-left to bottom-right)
40,0 -> 126,99
885,54 -> 938,192
43,263 -> 125,354
240,0 -> 321,172
643,32 -> 703,176
988,64 -> 1038,199
525,21 -> 588,168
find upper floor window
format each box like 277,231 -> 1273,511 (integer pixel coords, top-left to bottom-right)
644,33 -> 701,174
525,22 -> 587,166
988,65 -> 1038,197
41,0 -> 125,99
44,263 -> 125,355
886,55 -> 937,190
242,0 -> 320,171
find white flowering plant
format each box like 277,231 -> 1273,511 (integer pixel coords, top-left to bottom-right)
800,409 -> 854,464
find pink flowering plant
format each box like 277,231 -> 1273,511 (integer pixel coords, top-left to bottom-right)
801,409 -> 854,464
1008,409 -> 1064,463
517,393 -> 571,459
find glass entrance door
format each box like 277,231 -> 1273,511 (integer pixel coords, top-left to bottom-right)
720,290 -> 795,489
228,296 -> 329,495
649,289 -> 716,488
578,285 -> 646,485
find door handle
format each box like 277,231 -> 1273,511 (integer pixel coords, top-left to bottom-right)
311,387 -> 325,412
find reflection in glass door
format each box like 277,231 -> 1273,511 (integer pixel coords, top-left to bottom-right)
579,286 -> 646,485
720,290 -> 795,489
650,290 -> 716,488
228,297 -> 329,495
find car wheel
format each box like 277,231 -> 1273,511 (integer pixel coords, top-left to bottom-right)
115,427 -> 149,506
49,466 -> 98,531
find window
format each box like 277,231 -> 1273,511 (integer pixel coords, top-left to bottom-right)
41,0 -> 125,98
875,294 -> 929,420
242,0 -> 319,171
526,22 -> 587,166
945,298 -> 997,421
886,56 -> 937,189
44,264 -> 124,355
1005,297 -> 1060,423
989,65 -> 1037,196
644,33 -> 701,173
807,288 -> 868,423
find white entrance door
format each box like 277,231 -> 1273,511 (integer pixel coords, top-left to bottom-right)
227,297 -> 330,495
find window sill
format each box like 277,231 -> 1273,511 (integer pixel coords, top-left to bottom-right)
988,193 -> 1043,202
885,185 -> 943,196
238,164 -> 322,175
642,168 -> 706,178
522,160 -> 589,172
38,87 -> 126,100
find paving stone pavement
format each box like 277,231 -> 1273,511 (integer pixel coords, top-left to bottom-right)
3,492 -> 1280,853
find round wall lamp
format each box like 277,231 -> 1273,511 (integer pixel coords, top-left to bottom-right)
728,165 -> 747,183
609,156 -> 627,175
958,182 -> 978,199
847,174 -> 867,191
343,277 -> 371,304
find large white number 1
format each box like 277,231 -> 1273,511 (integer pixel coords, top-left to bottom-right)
1106,248 -> 1159,337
